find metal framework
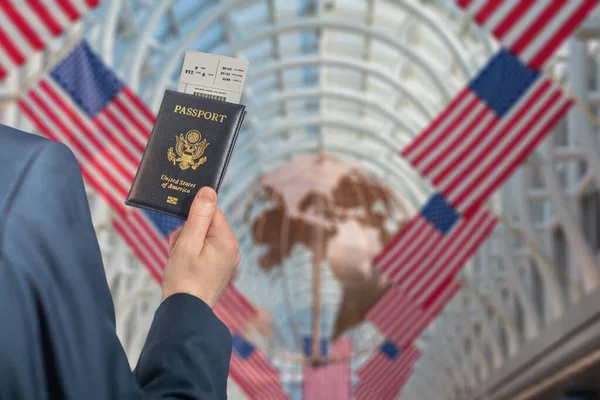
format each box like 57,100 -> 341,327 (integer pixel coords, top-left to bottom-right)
2,1 -> 600,399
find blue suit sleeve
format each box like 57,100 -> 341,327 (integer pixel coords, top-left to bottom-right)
0,140 -> 232,400
135,294 -> 233,399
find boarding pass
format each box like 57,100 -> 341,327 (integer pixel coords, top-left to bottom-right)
177,51 -> 249,104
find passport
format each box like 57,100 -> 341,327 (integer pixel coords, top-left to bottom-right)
125,90 -> 246,220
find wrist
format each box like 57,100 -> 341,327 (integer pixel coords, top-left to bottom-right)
161,286 -> 218,308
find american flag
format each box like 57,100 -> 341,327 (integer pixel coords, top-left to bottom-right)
354,281 -> 460,400
401,50 -> 572,218
18,41 -> 151,214
366,278 -> 462,351
375,200 -> 497,302
0,0 -> 102,80
302,338 -> 352,400
230,334 -> 289,400
354,345 -> 420,400
18,40 -> 283,394
457,0 -> 598,70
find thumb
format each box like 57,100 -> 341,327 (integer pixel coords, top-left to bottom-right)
179,187 -> 217,251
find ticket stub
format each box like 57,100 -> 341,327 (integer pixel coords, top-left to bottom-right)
177,51 -> 249,104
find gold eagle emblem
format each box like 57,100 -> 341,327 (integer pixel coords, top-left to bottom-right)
167,130 -> 209,170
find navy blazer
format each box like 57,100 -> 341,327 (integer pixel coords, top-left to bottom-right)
0,124 -> 232,399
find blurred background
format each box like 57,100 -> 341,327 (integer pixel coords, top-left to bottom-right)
2,1 -> 600,399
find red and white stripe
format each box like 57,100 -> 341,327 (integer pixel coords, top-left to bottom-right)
355,364 -> 415,400
215,285 -> 258,333
366,358 -> 416,400
112,209 -> 169,281
374,205 -> 496,286
354,368 -> 415,400
18,79 -> 153,213
393,278 -> 461,346
353,383 -> 378,400
457,0 -> 598,69
402,77 -> 572,216
303,338 -> 352,400
404,210 -> 496,303
367,279 -> 461,346
355,345 -> 420,400
0,0 -> 102,80
377,208 -> 496,302
374,214 -> 444,280
357,344 -> 419,384
230,351 -> 288,400
366,286 -> 420,344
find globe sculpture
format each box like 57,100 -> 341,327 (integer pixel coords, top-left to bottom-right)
239,154 -> 411,370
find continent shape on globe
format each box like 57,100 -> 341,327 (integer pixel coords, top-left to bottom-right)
251,154 -> 409,338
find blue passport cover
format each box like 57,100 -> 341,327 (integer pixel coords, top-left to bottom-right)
125,90 -> 246,220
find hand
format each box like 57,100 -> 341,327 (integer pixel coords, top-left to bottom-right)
161,187 -> 240,308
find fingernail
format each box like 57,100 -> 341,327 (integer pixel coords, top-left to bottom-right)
197,187 -> 216,203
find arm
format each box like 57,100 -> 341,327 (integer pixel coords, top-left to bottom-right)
1,141 -> 232,400
137,186 -> 241,399
135,294 -> 232,399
